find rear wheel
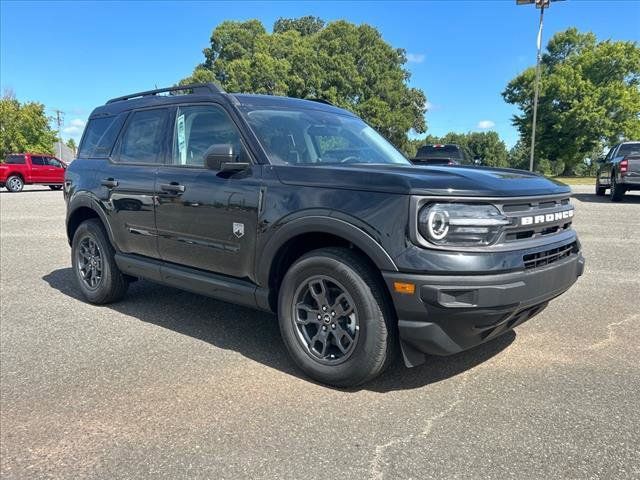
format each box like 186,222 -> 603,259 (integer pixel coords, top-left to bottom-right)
49,185 -> 63,190
278,247 -> 396,387
610,173 -> 625,202
6,175 -> 23,192
595,178 -> 606,196
71,219 -> 128,304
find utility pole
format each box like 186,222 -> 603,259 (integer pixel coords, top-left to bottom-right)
516,0 -> 563,172
53,109 -> 64,160
529,5 -> 545,172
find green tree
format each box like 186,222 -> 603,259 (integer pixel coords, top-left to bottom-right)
273,16 -> 325,36
0,94 -> 57,159
181,17 -> 427,149
503,28 -> 640,174
66,138 -> 77,153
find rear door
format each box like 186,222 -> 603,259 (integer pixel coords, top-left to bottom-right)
97,107 -> 170,259
154,103 -> 260,279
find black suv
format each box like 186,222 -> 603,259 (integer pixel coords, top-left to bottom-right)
65,84 -> 584,387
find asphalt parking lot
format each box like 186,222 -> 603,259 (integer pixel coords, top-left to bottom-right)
1,184 -> 639,479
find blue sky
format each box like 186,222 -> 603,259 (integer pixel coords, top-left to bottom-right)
1,0 -> 639,147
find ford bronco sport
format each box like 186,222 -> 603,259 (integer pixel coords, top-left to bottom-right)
65,83 -> 584,387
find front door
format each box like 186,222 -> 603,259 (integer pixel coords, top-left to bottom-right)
98,107 -> 171,259
44,157 -> 66,183
154,104 -> 260,280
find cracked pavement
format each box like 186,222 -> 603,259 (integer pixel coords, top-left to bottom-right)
1,185 -> 639,479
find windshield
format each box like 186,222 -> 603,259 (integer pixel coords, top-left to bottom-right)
241,107 -> 410,166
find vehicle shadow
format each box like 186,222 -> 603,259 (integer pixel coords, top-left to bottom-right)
43,267 -> 514,393
572,192 -> 640,204
0,188 -> 57,194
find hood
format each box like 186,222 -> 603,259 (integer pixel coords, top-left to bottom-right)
274,164 -> 570,197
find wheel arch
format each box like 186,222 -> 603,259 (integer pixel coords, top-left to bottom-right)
258,216 -> 398,312
66,195 -> 115,247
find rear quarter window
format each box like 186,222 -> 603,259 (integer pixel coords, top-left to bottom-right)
4,155 -> 26,164
78,113 -> 127,158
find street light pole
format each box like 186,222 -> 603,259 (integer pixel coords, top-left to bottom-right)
529,4 -> 545,172
516,0 -> 562,172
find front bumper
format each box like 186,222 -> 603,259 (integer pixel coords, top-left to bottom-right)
382,252 -> 585,366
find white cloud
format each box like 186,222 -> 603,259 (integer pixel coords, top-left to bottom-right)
477,120 -> 496,129
406,53 -> 425,63
62,118 -> 86,138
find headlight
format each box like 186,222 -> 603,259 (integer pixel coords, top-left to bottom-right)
418,203 -> 509,246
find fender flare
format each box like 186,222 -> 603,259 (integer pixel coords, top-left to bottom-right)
66,192 -> 117,246
257,215 -> 398,287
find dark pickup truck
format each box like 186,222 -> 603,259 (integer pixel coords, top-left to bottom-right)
64,83 -> 584,387
595,141 -> 640,201
412,144 -> 468,166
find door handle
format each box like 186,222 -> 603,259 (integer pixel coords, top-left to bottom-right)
159,183 -> 185,194
101,178 -> 118,188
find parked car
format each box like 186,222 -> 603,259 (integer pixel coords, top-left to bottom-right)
595,141 -> 640,201
1,153 -> 66,192
412,144 -> 468,166
65,83 -> 584,387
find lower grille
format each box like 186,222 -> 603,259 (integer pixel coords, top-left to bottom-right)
523,242 -> 577,270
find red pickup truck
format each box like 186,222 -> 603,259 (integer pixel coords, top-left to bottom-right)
1,153 -> 67,192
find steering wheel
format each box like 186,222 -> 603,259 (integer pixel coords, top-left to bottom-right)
340,156 -> 361,164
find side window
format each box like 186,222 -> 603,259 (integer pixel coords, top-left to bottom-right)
4,155 -> 26,164
172,105 -> 242,167
118,109 -> 169,164
31,156 -> 46,166
78,114 -> 127,158
47,158 -> 63,168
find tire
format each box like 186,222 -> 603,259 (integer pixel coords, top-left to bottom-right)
595,178 -> 606,196
6,175 -> 24,192
610,173 -> 625,202
71,219 -> 128,304
49,185 -> 63,190
278,247 -> 396,387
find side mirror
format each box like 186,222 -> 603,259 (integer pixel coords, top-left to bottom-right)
204,144 -> 236,170
596,157 -> 605,164
204,144 -> 250,173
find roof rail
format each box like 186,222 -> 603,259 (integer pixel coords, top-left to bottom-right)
106,83 -> 225,104
307,98 -> 334,106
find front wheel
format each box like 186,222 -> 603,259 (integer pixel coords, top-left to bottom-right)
278,247 -> 396,387
71,219 -> 128,304
610,174 -> 625,202
6,175 -> 24,192
595,178 -> 606,196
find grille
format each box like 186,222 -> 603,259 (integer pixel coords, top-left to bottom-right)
523,242 -> 577,270
500,196 -> 573,244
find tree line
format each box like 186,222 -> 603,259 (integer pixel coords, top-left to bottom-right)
2,17 -> 638,174
179,17 -> 639,174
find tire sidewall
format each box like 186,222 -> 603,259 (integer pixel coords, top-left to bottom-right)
278,253 -> 387,385
610,173 -> 624,201
71,221 -> 116,303
7,176 -> 23,192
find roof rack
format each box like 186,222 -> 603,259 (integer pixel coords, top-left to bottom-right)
106,83 -> 225,104
307,98 -> 334,106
